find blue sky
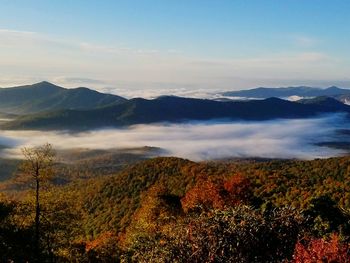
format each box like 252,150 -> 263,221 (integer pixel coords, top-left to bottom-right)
0,0 -> 349,93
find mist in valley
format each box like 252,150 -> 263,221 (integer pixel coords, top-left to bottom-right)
0,113 -> 349,161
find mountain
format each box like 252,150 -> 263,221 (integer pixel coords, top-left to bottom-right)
222,86 -> 350,99
298,96 -> 350,109
3,96 -> 350,130
0,81 -> 126,114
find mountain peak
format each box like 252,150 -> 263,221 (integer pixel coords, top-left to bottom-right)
31,81 -> 62,89
0,82 -> 126,114
326,86 -> 340,90
37,81 -> 53,85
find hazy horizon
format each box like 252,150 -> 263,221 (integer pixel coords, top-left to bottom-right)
2,80 -> 350,101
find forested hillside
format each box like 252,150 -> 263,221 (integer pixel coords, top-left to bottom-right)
0,81 -> 126,114
0,154 -> 350,261
4,96 -> 350,131
2,82 -> 350,131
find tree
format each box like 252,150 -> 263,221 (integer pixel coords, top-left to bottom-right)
181,174 -> 253,213
20,143 -> 55,262
181,178 -> 225,212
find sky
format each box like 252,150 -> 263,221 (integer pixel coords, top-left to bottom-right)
0,0 -> 349,94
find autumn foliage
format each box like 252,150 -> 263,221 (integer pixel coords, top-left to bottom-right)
292,233 -> 350,262
181,177 -> 225,212
223,173 -> 253,204
85,231 -> 122,261
181,174 -> 252,212
128,206 -> 305,262
127,184 -> 182,236
3,155 -> 350,261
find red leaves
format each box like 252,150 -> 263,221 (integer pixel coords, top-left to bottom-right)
292,233 -> 350,263
181,174 -> 253,213
224,174 -> 253,205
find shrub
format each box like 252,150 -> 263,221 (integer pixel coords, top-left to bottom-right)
292,233 -> 350,262
127,206 -> 305,262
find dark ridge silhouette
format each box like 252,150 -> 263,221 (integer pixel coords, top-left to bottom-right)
3,95 -> 350,131
0,81 -> 126,114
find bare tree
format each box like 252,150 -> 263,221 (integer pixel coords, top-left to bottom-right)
20,143 -> 55,262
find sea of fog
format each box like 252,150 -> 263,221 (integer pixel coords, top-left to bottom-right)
0,114 -> 349,161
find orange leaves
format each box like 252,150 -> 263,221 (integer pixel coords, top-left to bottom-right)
84,231 -> 122,260
292,233 -> 350,263
181,174 -> 253,213
85,231 -> 117,252
181,177 -> 225,212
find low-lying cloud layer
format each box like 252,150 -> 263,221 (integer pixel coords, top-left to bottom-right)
0,114 -> 348,161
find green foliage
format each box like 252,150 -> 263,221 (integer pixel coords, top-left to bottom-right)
83,157 -> 195,236
229,157 -> 350,210
305,195 -> 350,237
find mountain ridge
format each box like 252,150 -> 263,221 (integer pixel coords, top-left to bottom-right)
222,86 -> 350,99
3,95 -> 350,131
0,81 -> 127,114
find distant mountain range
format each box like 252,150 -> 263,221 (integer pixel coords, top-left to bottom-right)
3,95 -> 350,131
1,82 -> 350,130
0,81 -> 126,114
222,86 -> 350,102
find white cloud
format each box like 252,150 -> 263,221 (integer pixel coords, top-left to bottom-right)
0,114 -> 348,161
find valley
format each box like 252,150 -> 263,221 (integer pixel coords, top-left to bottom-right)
2,2 -> 350,261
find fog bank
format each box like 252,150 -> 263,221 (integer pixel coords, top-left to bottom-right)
0,114 -> 348,161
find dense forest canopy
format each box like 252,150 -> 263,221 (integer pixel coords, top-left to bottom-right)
0,147 -> 350,261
